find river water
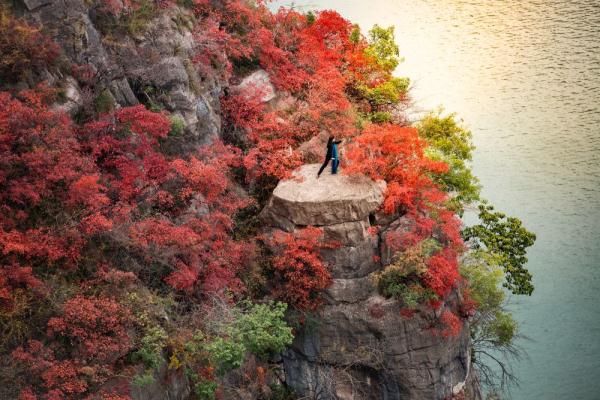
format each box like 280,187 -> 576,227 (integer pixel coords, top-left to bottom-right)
270,1 -> 600,398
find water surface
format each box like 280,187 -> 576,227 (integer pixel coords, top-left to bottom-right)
271,1 -> 600,398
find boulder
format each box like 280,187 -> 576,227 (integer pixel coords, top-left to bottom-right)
261,164 -> 386,227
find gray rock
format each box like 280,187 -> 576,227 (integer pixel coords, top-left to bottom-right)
53,76 -> 82,116
323,219 -> 370,246
110,78 -> 139,106
284,298 -> 471,400
324,275 -> 376,304
144,57 -> 189,90
320,237 -> 379,279
23,0 -> 51,11
263,164 -> 386,226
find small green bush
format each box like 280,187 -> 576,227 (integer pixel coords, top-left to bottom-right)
132,371 -> 155,387
94,90 -> 115,114
366,77 -> 409,106
374,242 -> 439,308
268,383 -> 297,400
205,337 -> 245,376
235,301 -> 294,359
194,379 -> 218,400
169,115 -> 186,137
134,326 -> 168,369
370,111 -> 392,123
365,25 -> 402,73
418,109 -> 480,214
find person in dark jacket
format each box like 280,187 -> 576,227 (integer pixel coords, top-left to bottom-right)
317,136 -> 342,178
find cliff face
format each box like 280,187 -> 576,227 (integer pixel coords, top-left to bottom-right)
262,165 -> 473,400
15,0 -> 221,146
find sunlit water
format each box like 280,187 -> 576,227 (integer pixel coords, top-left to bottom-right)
271,1 -> 600,398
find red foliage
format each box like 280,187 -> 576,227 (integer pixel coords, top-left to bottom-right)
424,248 -> 460,299
1,2 -> 477,396
1,87 -> 252,396
345,123 -> 465,311
0,89 -> 98,309
435,310 -> 463,338
12,295 -> 133,399
47,295 -> 133,362
399,308 -> 416,319
268,227 -> 334,311
345,124 -> 447,214
369,302 -> 386,319
0,12 -> 60,83
213,6 -> 359,182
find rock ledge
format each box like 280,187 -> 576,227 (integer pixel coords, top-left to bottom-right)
262,164 -> 386,227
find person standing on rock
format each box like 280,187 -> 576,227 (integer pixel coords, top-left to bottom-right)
317,136 -> 342,178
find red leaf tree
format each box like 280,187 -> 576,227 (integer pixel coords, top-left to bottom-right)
267,227 -> 334,311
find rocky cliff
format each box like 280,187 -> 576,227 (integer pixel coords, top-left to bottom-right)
3,2 -> 482,399
262,165 -> 474,400
12,0 -> 222,146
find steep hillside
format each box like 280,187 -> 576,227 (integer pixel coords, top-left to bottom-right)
0,1 -> 537,399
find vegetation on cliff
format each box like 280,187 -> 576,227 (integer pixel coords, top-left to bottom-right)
0,1 -> 535,398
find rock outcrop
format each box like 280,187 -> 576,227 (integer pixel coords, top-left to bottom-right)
13,1 -> 222,145
261,164 -> 473,400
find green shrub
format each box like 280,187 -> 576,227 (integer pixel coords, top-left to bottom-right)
460,250 -> 522,390
176,301 -> 294,389
370,111 -> 392,123
365,25 -> 402,74
366,77 -> 410,106
194,379 -> 218,400
94,90 -> 115,114
374,242 -> 438,308
134,326 -> 168,369
268,383 -> 297,400
205,337 -> 245,376
418,109 -> 480,214
235,301 -> 294,359
463,203 -> 536,295
132,371 -> 155,387
169,115 -> 186,137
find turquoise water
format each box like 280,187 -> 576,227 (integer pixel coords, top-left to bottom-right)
271,1 -> 600,398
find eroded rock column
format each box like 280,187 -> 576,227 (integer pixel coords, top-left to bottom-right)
261,164 -> 472,400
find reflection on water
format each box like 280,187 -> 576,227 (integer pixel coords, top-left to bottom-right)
271,1 -> 600,399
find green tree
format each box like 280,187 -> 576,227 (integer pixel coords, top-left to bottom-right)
418,109 -> 480,214
463,202 -> 537,295
365,25 -> 402,73
461,251 -> 522,392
